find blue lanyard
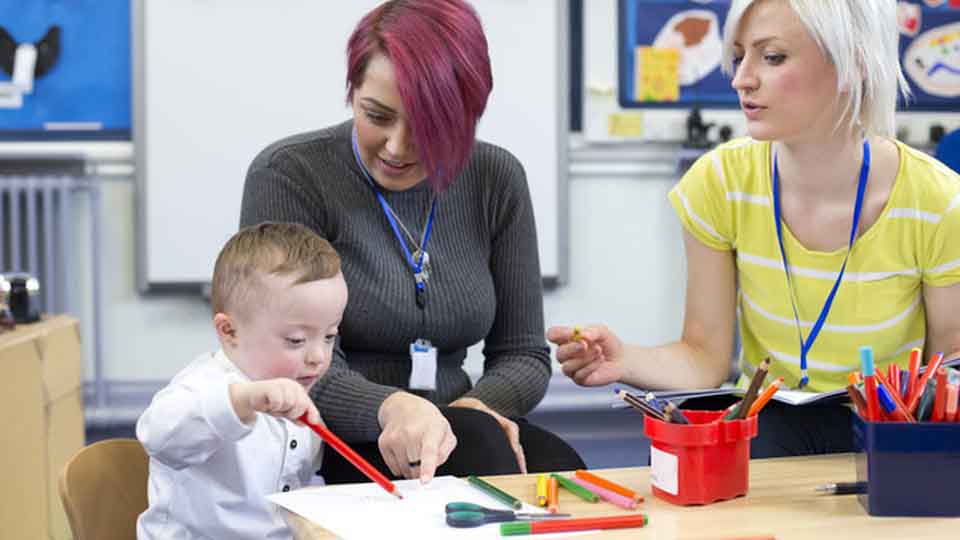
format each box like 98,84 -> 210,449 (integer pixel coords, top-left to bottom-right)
352,127 -> 436,309
772,139 -> 870,389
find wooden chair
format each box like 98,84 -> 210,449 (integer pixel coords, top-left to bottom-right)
58,438 -> 149,540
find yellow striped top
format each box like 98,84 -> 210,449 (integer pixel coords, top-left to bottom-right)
668,137 -> 960,392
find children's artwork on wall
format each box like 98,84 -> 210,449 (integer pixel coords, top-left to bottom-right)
618,0 -> 960,111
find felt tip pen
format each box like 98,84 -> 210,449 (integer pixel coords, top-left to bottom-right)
906,347 -> 922,403
535,474 -> 548,507
568,476 -> 637,510
467,476 -> 522,510
550,473 -> 599,503
500,514 -> 649,536
860,347 -> 880,422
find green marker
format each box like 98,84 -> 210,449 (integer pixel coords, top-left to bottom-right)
467,475 -> 522,510
550,473 -> 599,503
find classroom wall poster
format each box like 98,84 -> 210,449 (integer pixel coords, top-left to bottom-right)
619,0 -> 960,111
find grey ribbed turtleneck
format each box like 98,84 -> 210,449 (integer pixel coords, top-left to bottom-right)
240,120 -> 550,442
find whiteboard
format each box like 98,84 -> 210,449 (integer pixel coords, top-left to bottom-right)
135,0 -> 567,289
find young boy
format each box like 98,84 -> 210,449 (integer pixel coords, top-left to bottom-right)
136,222 -> 348,539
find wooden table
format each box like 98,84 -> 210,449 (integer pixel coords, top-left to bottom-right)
282,453 -> 957,539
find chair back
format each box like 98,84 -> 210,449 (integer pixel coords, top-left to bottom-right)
58,438 -> 149,540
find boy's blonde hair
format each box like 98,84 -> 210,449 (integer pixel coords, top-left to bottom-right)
211,222 -> 341,316
722,0 -> 910,137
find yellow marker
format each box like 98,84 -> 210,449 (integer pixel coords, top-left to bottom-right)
571,325 -> 584,343
536,474 -> 548,507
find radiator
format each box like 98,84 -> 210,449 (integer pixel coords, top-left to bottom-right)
0,175 -> 80,314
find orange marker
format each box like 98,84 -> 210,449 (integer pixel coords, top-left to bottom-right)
547,476 -> 559,513
847,371 -> 862,386
746,377 -> 784,417
574,470 -> 644,503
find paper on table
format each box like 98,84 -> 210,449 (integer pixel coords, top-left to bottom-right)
268,476 -> 590,540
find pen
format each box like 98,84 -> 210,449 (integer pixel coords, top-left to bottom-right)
860,347 -> 881,422
500,514 -> 649,536
468,476 -> 523,510
298,413 -> 402,499
574,469 -> 644,502
900,369 -> 910,400
550,473 -> 599,503
535,474 -> 548,507
815,482 -> 867,495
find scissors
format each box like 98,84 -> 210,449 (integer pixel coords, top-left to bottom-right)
444,501 -> 571,528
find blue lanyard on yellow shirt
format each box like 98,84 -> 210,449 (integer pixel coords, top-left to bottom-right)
772,139 -> 870,389
352,127 -> 436,309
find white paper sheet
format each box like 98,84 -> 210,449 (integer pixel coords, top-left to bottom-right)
268,476 -> 590,539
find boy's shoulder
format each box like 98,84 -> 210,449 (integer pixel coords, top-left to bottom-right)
165,350 -> 244,389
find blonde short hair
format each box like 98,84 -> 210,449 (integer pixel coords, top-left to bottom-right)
722,0 -> 910,137
211,222 -> 341,316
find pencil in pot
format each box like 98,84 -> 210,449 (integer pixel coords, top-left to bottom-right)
298,413 -> 402,499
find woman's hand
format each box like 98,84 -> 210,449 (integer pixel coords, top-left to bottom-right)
547,325 -> 626,386
448,397 -> 527,474
377,391 -> 457,484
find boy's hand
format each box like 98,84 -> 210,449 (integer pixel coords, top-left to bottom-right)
229,379 -> 322,426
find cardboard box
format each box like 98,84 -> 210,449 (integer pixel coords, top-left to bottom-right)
0,316 -> 84,539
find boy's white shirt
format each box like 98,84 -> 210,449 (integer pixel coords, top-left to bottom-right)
136,349 -> 324,540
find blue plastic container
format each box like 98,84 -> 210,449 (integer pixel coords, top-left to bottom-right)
853,414 -> 960,516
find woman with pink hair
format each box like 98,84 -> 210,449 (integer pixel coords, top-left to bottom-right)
241,0 -> 584,483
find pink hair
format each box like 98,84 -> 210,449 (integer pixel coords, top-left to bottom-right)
346,0 -> 493,190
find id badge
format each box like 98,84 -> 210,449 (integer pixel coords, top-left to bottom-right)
409,339 -> 437,390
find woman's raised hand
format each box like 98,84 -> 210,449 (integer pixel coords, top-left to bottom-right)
547,324 -> 625,387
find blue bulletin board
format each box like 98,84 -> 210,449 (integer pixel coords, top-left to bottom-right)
618,0 -> 960,112
0,0 -> 130,140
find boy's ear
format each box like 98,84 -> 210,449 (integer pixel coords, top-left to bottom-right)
213,312 -> 238,346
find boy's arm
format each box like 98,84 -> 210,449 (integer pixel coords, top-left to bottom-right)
136,380 -> 253,470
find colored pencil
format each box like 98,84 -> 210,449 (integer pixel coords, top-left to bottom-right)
746,377 -> 784,417
298,413 -> 401,499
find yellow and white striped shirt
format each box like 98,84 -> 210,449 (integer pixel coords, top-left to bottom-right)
668,138 -> 960,392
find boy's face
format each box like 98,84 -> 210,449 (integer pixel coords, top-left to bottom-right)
217,271 -> 348,391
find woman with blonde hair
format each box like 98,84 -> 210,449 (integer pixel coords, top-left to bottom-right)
551,0 -> 960,457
